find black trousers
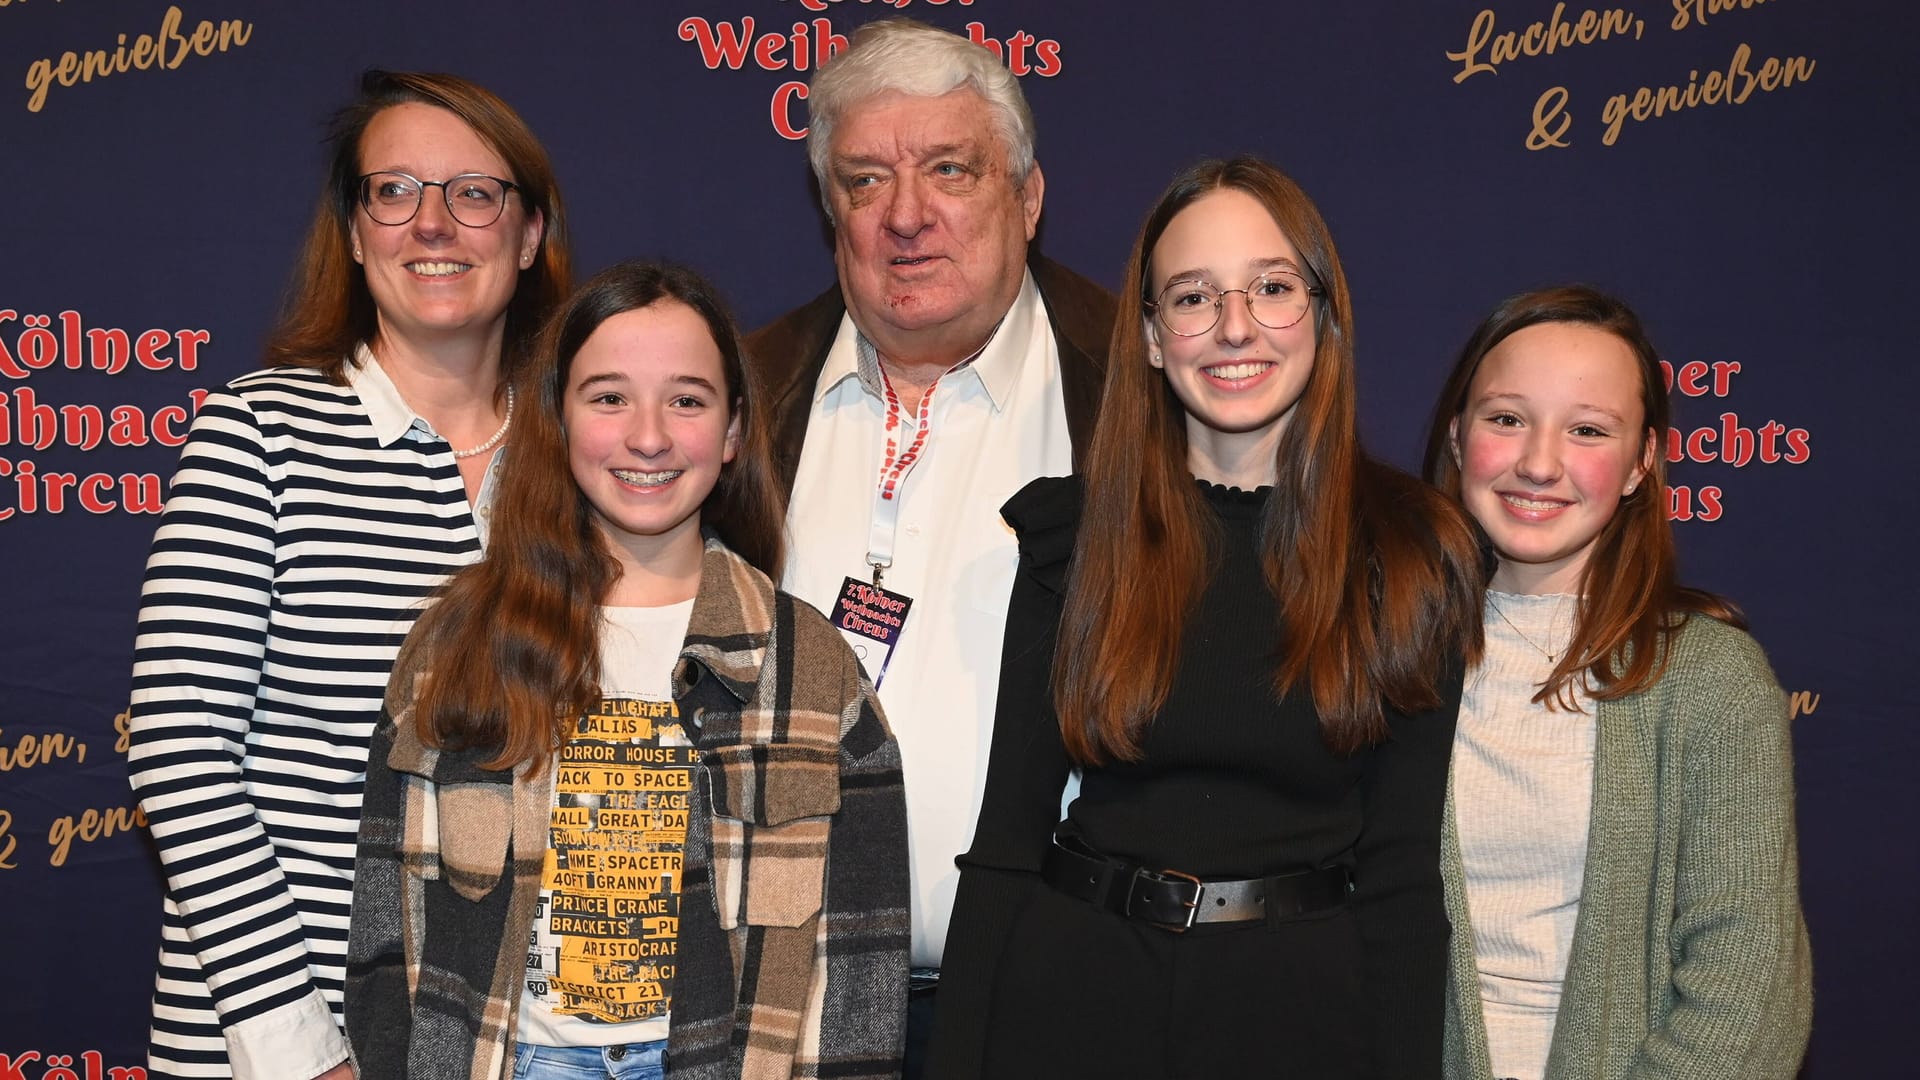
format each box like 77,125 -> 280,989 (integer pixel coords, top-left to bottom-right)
979,885 -> 1371,1078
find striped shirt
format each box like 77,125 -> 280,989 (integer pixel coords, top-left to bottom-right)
128,353 -> 493,1079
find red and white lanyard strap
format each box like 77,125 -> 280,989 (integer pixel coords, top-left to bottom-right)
866,365 -> 946,586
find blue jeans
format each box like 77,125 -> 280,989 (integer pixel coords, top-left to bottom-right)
511,1041 -> 668,1080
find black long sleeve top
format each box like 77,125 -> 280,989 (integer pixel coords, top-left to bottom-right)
928,475 -> 1460,1079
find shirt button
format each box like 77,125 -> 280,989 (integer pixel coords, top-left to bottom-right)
905,524 -> 920,536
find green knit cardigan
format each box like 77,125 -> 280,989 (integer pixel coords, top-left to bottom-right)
1441,614 -> 1812,1080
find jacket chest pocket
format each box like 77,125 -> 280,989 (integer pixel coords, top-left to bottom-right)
430,780 -> 515,901
704,742 -> 839,929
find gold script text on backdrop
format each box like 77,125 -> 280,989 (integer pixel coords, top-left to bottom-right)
1443,1 -> 1815,150
23,5 -> 253,113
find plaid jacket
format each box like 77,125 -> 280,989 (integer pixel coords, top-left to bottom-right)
345,538 -> 910,1079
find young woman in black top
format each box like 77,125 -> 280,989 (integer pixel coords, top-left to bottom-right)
926,157 -> 1481,1079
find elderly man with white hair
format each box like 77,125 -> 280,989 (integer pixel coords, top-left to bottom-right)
747,17 -> 1115,1074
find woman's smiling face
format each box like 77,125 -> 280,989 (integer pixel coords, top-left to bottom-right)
1145,187 -> 1318,483
350,102 -> 543,353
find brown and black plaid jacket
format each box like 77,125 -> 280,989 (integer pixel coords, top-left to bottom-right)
345,538 -> 909,1079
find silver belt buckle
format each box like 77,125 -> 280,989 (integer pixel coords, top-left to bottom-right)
1127,866 -> 1205,932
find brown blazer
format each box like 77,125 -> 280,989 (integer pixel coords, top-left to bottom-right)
745,254 -> 1117,498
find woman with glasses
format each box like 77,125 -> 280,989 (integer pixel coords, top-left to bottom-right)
1422,286 -> 1810,1080
127,70 -> 568,1080
925,157 -> 1480,1078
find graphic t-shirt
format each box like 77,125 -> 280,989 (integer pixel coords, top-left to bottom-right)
518,600 -> 696,1047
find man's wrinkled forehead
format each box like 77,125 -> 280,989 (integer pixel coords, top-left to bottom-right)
828,89 -> 1007,172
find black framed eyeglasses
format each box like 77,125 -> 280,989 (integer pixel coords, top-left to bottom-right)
1145,270 -> 1324,337
357,170 -> 520,228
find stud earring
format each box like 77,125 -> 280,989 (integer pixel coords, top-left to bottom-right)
1624,482 -> 1637,495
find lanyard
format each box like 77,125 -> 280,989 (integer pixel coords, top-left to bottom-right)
866,366 -> 946,586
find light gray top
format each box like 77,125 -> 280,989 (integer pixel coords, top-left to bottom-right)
1455,591 -> 1591,1080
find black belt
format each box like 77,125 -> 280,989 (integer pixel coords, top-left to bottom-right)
1041,836 -> 1351,932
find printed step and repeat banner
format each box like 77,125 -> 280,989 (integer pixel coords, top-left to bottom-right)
0,1 -> 1908,1075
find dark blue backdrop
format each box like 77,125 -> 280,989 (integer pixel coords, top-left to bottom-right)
2,1 -> 1908,1075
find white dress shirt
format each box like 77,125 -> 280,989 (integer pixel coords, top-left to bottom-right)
782,271 -> 1071,966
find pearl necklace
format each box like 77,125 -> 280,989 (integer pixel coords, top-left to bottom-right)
1486,592 -> 1571,662
450,387 -> 514,459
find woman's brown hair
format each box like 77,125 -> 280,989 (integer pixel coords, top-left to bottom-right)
1421,284 -> 1744,707
1055,157 -> 1482,764
263,69 -> 571,387
393,261 -> 786,772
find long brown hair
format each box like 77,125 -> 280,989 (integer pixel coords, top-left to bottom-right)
1055,157 -> 1482,764
263,70 -> 571,386
395,262 -> 786,772
1422,284 -> 1744,707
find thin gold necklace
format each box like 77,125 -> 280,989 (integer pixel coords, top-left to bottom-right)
1486,593 -> 1571,662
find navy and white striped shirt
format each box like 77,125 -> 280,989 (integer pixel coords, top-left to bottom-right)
129,352 -> 493,1078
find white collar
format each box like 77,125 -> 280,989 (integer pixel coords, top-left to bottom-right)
346,342 -> 431,447
814,269 -> 1042,412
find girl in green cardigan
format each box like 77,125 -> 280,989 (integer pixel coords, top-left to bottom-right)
1421,285 -> 1811,1080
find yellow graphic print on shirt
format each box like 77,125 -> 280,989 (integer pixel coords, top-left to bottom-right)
527,696 -> 694,1024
